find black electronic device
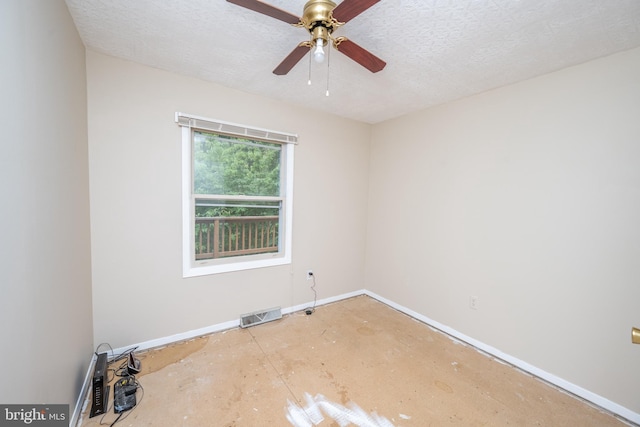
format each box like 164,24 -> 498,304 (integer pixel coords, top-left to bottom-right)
90,352 -> 109,417
127,352 -> 141,375
114,376 -> 137,413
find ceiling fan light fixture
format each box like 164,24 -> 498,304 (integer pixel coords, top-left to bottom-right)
310,25 -> 329,63
313,38 -> 325,63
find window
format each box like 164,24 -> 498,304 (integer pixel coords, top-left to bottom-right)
176,113 -> 295,277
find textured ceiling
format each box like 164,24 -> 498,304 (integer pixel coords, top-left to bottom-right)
65,0 -> 640,124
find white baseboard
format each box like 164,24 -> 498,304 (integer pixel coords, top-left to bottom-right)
106,289 -> 366,356
73,289 -> 639,426
71,353 -> 96,427
282,288 -> 366,316
362,289 -> 640,426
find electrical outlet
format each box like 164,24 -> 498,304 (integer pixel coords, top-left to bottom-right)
306,270 -> 313,280
469,296 -> 479,310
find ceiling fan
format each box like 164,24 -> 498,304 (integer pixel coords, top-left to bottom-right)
227,0 -> 386,75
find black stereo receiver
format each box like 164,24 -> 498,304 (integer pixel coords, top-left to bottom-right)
89,352 -> 109,417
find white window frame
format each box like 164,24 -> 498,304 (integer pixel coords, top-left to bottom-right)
176,113 -> 295,277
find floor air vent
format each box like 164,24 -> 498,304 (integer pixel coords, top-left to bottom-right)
240,307 -> 282,328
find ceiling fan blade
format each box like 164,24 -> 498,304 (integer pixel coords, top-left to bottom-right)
273,44 -> 310,75
331,0 -> 380,23
227,0 -> 300,24
334,38 -> 386,73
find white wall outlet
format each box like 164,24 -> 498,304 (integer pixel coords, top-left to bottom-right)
306,270 -> 313,280
469,296 -> 479,310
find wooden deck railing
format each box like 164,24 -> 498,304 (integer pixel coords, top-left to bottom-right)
195,216 -> 279,260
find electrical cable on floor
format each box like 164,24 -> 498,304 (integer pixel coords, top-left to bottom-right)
108,413 -> 122,427
304,273 -> 318,315
109,346 -> 139,364
95,342 -> 114,361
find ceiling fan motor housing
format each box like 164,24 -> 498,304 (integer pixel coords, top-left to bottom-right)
302,0 -> 338,45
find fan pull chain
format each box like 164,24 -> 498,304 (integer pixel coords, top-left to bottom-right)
325,41 -> 331,96
308,46 -> 312,86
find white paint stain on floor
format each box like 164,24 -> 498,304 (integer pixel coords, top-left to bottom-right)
285,393 -> 395,427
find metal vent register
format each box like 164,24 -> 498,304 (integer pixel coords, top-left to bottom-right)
240,307 -> 282,328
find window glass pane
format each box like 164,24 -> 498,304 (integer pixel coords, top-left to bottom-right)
193,131 -> 281,197
194,200 -> 280,261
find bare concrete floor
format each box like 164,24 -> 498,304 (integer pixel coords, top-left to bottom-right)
78,295 -> 629,426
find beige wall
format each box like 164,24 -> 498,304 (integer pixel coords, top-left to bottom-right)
367,47 -> 640,413
0,0 -> 93,408
86,51 -> 371,348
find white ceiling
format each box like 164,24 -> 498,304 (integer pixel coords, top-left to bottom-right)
65,0 -> 640,124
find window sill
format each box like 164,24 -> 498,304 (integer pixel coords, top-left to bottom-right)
183,255 -> 291,278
